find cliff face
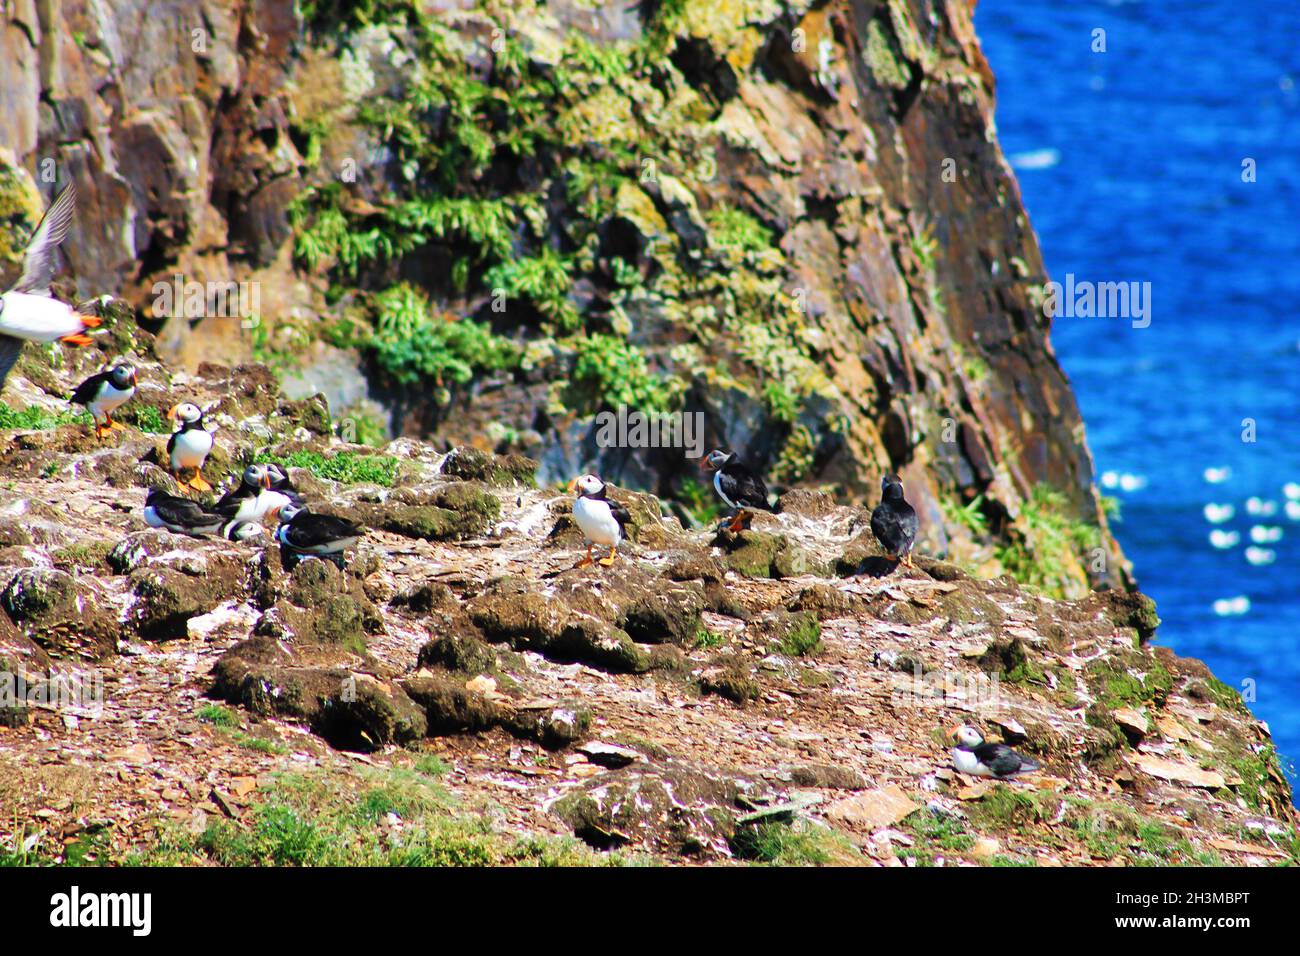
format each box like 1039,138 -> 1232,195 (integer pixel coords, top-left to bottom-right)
0,0 -> 1122,597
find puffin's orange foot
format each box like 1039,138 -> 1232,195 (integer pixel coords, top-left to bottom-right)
93,424 -> 109,440
726,509 -> 751,533
60,333 -> 94,346
902,553 -> 914,569
107,420 -> 126,431
599,546 -> 619,567
575,556 -> 594,569
188,474 -> 212,492
81,316 -> 102,328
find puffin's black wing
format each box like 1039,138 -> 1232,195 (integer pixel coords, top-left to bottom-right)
283,513 -> 363,549
720,463 -> 773,511
153,493 -> 222,530
213,483 -> 255,516
0,337 -> 24,389
871,501 -> 918,555
70,370 -> 111,406
607,497 -> 632,534
973,742 -> 1037,776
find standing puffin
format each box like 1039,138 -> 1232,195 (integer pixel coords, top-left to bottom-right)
0,182 -> 102,390
142,487 -> 224,537
567,474 -> 629,567
950,725 -> 1041,779
214,464 -> 297,524
166,402 -> 214,492
275,503 -> 363,569
701,449 -> 773,532
70,363 -> 137,438
870,473 -> 919,568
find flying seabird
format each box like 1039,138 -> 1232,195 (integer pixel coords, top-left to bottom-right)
142,487 -> 224,537
871,473 -> 918,568
0,182 -> 102,389
275,503 -> 363,569
567,473 -> 629,567
701,449 -> 773,532
950,725 -> 1041,779
166,402 -> 214,492
70,362 -> 137,438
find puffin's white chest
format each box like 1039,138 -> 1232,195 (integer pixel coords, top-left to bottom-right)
236,489 -> 291,523
170,427 -> 213,468
143,505 -> 165,528
89,381 -> 134,416
713,469 -> 736,508
573,495 -> 622,546
0,292 -> 83,340
952,748 -> 992,777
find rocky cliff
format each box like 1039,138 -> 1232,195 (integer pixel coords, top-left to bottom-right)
2,0 -> 1123,596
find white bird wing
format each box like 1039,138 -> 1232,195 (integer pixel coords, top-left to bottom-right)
13,181 -> 77,295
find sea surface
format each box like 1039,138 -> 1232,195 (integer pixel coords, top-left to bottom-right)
977,1 -> 1299,787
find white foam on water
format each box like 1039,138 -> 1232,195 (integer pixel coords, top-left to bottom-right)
1203,503 -> 1234,524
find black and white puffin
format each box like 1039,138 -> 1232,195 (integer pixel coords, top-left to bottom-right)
567,474 -> 630,567
264,463 -> 303,501
221,519 -> 265,542
870,473 -> 919,568
214,464 -> 297,524
70,363 -> 137,438
950,725 -> 1041,779
0,182 -> 102,390
275,503 -> 363,569
701,449 -> 774,532
166,402 -> 214,492
142,487 -> 224,537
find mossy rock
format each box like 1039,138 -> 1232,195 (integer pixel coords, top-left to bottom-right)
468,583 -> 571,647
554,617 -> 652,674
979,638 -> 1047,686
0,569 -> 118,659
719,529 -> 784,578
127,566 -> 229,641
417,632 -> 498,675
1083,589 -> 1161,644
1083,652 -> 1173,710
402,673 -> 503,735
766,610 -> 823,657
699,660 -> 760,704
788,584 -> 863,619
276,394 -> 332,437
440,446 -> 537,487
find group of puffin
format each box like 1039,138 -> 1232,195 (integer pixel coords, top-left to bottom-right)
3,183 -> 1039,780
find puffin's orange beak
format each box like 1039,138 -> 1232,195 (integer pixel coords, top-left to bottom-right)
261,472 -> 273,489
165,404 -> 180,420
947,725 -> 963,740
699,457 -> 711,473
566,478 -> 579,493
130,372 -> 138,386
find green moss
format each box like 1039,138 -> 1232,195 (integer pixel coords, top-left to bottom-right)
731,820 -> 858,866
775,613 -> 822,658
995,484 -> 1101,599
256,449 -> 399,486
706,204 -> 774,255
899,810 -> 974,866
0,405 -> 90,430
196,704 -> 238,727
864,17 -> 912,90
967,785 -> 1040,832
565,334 -> 680,414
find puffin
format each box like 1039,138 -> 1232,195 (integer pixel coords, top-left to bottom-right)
264,463 -> 302,500
142,487 -> 225,537
166,402 -> 214,492
567,474 -> 630,567
70,363 -> 137,438
0,182 -> 102,390
275,503 -> 363,569
221,518 -> 265,542
870,473 -> 919,568
214,464 -> 297,524
701,449 -> 774,532
950,725 -> 1041,779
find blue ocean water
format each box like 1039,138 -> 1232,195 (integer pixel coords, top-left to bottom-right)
977,1 -> 1299,784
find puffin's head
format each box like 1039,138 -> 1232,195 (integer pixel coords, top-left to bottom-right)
277,503 -> 305,523
242,464 -> 272,489
265,463 -> 289,488
167,402 -> 202,425
109,364 -> 137,389
950,725 -> 984,747
567,474 -> 604,497
227,521 -> 264,542
881,473 -> 905,499
701,449 -> 732,473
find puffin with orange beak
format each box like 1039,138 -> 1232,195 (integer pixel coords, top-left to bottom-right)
214,463 -> 299,524
70,363 -> 137,438
567,474 -> 629,568
0,182 -> 103,391
701,449 -> 773,532
166,401 -> 214,492
950,725 -> 1041,779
